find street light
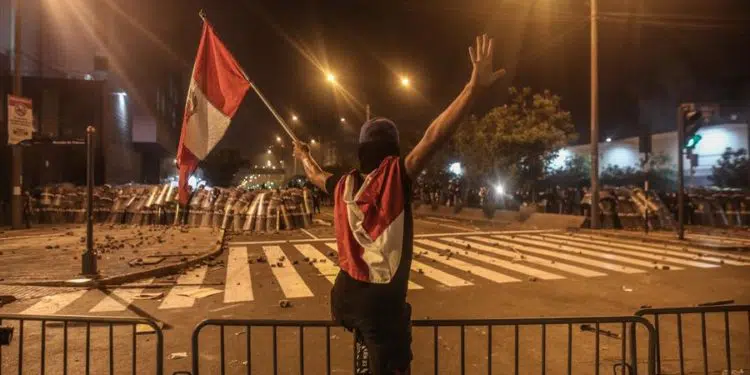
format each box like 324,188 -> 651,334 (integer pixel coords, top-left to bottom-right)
267,149 -> 272,154
292,115 -> 298,122
276,136 -> 282,143
605,137 -> 612,143
326,72 -> 336,83
340,117 -> 346,123
400,76 -> 410,88
310,139 -> 317,145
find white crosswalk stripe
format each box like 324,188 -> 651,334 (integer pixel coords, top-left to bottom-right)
416,239 -> 564,280
13,230 -> 745,315
515,235 -> 682,271
263,246 -> 314,298
444,237 -> 607,277
224,247 -> 254,303
90,278 -> 155,312
21,290 -> 88,315
325,243 -> 425,290
573,233 -> 750,264
487,235 -> 646,274
414,245 -> 520,284
544,233 -> 725,267
294,244 -> 340,284
159,266 -> 209,309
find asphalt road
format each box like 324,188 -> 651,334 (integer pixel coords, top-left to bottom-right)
2,216 -> 750,374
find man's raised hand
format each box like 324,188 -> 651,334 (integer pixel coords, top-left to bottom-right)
468,34 -> 505,88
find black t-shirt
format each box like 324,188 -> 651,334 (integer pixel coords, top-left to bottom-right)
325,159 -> 413,319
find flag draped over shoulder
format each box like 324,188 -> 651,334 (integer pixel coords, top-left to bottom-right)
177,21 -> 250,205
333,157 -> 406,283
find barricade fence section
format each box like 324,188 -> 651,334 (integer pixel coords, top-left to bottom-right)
634,304 -> 750,375
191,316 -> 656,375
0,314 -> 163,375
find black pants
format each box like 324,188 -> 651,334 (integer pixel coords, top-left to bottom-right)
333,291 -> 412,374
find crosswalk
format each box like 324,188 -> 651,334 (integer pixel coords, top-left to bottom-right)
8,231 -> 750,315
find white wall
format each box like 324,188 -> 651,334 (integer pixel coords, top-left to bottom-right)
554,122 -> 748,185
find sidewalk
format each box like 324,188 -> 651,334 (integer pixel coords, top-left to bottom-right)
0,224 -> 224,285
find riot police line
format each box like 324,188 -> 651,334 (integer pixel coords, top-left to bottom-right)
26,183 -> 316,232
580,186 -> 750,229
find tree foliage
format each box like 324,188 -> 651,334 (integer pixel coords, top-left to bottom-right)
545,154 -> 591,187
710,148 -> 749,188
454,87 -> 576,188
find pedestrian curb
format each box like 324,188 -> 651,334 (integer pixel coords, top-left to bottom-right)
0,229 -> 228,288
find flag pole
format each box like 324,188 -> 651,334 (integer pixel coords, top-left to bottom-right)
198,10 -> 300,144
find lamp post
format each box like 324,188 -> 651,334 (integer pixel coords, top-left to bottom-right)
81,126 -> 97,276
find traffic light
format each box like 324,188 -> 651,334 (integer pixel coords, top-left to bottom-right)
682,104 -> 703,150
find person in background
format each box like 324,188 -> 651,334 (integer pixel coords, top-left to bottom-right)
292,34 -> 504,375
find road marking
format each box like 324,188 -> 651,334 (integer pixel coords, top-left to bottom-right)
443,237 -> 607,278
263,246 -> 314,298
325,243 -> 424,290
411,259 -> 473,287
551,234 -> 730,267
416,239 -> 565,280
224,247 -> 254,303
90,278 -> 155,312
413,245 -> 520,284
515,235 -> 682,270
294,244 -> 340,284
484,235 -> 645,274
300,228 -> 319,239
159,267 -> 208,309
575,233 -> 750,263
229,230 -> 561,245
417,218 -> 477,232
21,290 -> 88,315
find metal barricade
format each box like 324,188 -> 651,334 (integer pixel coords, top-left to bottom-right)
190,316 -> 656,375
0,313 -> 163,375
634,304 -> 750,375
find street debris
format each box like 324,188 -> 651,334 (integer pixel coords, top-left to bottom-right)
417,268 -> 424,274
276,262 -> 284,268
256,256 -> 267,263
278,256 -> 286,262
661,265 -> 671,270
133,292 -> 164,300
168,352 -> 188,360
580,324 -> 620,339
279,299 -> 292,308
177,288 -> 221,299
621,286 -> 633,292
528,276 -> 538,282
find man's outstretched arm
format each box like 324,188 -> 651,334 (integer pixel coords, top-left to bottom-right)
404,34 -> 505,178
293,142 -> 332,192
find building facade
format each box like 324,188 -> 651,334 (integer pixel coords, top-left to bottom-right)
0,0 -> 183,195
553,121 -> 749,186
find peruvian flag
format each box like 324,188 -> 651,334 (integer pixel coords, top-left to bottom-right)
333,156 -> 406,283
177,21 -> 251,205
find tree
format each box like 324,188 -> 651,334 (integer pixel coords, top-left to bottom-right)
710,148 -> 749,188
545,154 -> 591,188
454,87 -> 577,189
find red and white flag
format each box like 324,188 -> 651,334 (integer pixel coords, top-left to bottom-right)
333,157 -> 406,283
177,21 -> 250,205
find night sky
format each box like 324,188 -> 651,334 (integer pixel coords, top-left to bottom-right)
122,0 -> 750,157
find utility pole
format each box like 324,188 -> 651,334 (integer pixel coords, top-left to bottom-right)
676,106 -> 686,240
10,0 -> 24,229
81,126 -> 97,276
588,0 -> 600,229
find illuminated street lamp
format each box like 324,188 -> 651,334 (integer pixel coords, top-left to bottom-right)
292,114 -> 298,122
310,139 -> 317,145
276,136 -> 282,143
340,117 -> 346,123
400,76 -> 410,88
326,72 -> 336,83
